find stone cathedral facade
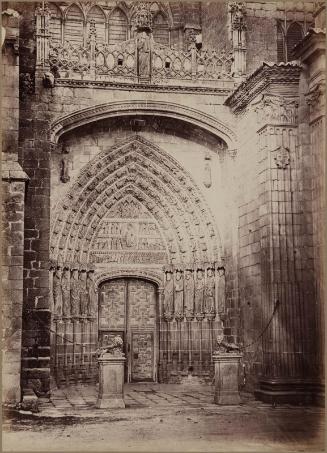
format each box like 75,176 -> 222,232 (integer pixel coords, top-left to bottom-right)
2,1 -> 325,406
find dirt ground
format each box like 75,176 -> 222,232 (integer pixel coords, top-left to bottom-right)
2,402 -> 325,453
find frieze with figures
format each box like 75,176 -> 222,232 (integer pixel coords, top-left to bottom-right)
90,197 -> 168,264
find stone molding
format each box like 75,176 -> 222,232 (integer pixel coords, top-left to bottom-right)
224,62 -> 302,113
50,100 -> 237,148
53,76 -> 235,95
94,268 -> 164,289
50,135 -> 222,266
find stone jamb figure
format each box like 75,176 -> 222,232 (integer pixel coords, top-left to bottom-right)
61,266 -> 71,318
204,266 -> 216,315
53,266 -> 63,318
79,270 -> 88,317
194,268 -> 205,315
86,270 -> 98,318
174,269 -> 184,318
70,267 -> 81,318
184,268 -> 194,318
164,270 -> 174,317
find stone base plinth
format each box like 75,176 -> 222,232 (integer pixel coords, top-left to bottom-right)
254,378 -> 324,405
96,354 -> 126,409
213,352 -> 242,405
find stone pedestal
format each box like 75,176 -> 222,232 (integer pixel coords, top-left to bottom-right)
96,354 -> 126,409
213,352 -> 242,405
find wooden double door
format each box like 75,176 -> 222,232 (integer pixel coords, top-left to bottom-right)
98,278 -> 158,382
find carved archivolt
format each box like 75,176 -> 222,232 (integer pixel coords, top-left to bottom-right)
50,135 -> 222,267
95,268 -> 164,289
50,100 -> 237,149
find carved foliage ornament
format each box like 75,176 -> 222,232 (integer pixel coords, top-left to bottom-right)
132,2 -> 153,32
228,1 -> 247,31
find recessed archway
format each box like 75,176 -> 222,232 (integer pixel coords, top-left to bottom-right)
50,135 -> 223,267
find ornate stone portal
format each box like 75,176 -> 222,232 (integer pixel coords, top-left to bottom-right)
50,135 -> 225,384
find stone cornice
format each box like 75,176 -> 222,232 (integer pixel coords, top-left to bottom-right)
293,27 -> 326,64
224,62 -> 302,113
52,77 -> 236,96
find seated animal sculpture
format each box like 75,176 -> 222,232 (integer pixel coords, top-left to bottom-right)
98,336 -> 124,357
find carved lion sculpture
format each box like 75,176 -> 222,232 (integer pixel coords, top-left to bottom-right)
98,335 -> 124,357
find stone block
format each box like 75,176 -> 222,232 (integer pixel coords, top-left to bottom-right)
213,353 -> 243,405
96,354 -> 126,409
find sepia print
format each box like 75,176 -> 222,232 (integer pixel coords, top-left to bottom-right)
1,0 -> 325,451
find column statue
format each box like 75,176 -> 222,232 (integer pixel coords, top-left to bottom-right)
53,266 -> 63,317
87,271 -> 98,318
184,268 -> 195,317
79,270 -> 88,317
70,268 -> 80,317
61,267 -> 71,318
204,267 -> 216,314
164,270 -> 174,315
194,269 -> 204,314
174,270 -> 184,317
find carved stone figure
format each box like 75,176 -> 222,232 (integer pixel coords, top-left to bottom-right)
43,71 -> 54,88
174,270 -> 184,316
137,32 -> 151,78
217,266 -> 226,314
86,271 -> 97,317
53,267 -> 63,317
204,267 -> 215,313
61,267 -> 71,317
203,153 -> 212,188
70,269 -> 80,317
124,223 -> 137,248
164,271 -> 174,314
79,271 -> 88,316
184,269 -> 194,315
98,335 -> 124,357
194,269 -> 204,313
60,145 -> 71,183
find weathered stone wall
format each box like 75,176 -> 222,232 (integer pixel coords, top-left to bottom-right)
15,2 -> 52,398
233,108 -> 263,391
1,8 -> 28,404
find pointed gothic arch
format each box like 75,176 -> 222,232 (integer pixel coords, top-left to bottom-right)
50,135 -> 222,268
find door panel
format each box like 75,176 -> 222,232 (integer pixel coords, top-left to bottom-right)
98,278 -> 157,382
131,331 -> 154,382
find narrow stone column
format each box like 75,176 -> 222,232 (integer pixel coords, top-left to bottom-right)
213,352 -> 243,405
96,354 -> 126,409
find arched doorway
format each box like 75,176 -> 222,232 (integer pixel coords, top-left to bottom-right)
50,135 -> 226,387
98,278 -> 158,382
